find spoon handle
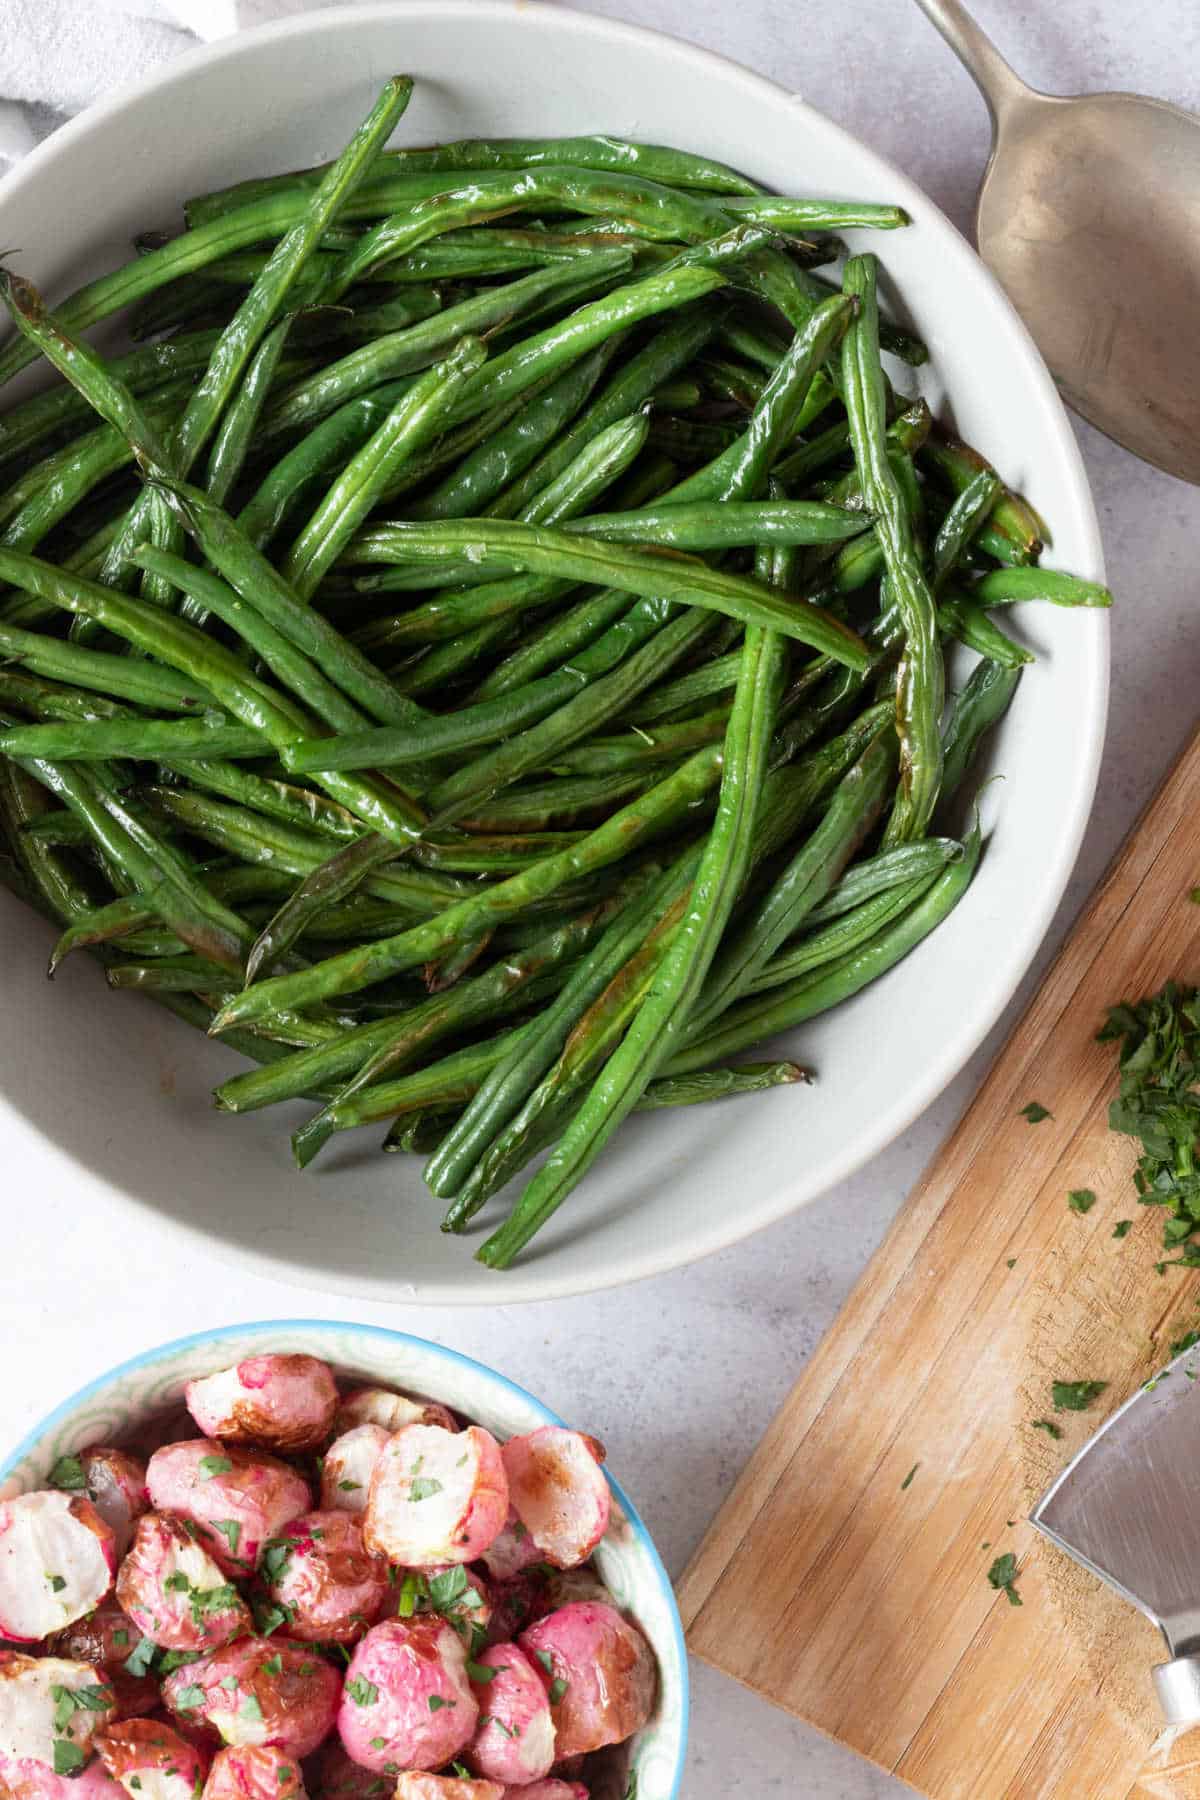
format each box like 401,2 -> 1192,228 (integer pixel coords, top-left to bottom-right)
912,0 -> 1031,123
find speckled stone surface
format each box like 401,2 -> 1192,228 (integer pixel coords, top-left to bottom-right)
3,3 -> 1200,1792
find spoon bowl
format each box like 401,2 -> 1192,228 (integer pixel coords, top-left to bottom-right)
919,0 -> 1200,483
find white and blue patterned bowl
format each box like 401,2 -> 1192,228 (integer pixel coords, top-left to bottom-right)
0,1320 -> 687,1800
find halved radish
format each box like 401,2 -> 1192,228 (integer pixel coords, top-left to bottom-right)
317,1429 -> 388,1518
162,1638 -> 339,1758
0,1653 -> 117,1772
336,1618 -> 476,1773
519,1602 -> 655,1759
202,1744 -> 307,1800
48,1599 -> 159,1724
53,1452 -> 149,1561
259,1511 -> 387,1644
513,1783 -> 589,1800
186,1358 -> 337,1455
116,1514 -> 251,1652
464,1645 -> 554,1786
0,1492 -> 116,1640
95,1718 -> 210,1800
364,1426 -> 507,1569
500,1431 -> 610,1570
479,1513 -> 542,1585
393,1779 -> 502,1800
334,1390 -> 457,1437
145,1442 -> 310,1578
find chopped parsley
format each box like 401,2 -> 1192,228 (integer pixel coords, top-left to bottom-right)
157,1651 -> 201,1676
123,1639 -> 157,1678
219,1676 -> 240,1693
1096,984 -> 1200,1260
198,1455 -> 233,1480
47,1573 -> 67,1593
1031,1419 -> 1063,1439
409,1477 -> 443,1503
172,1684 -> 206,1712
251,1596 -> 296,1638
275,1771 -> 293,1786
532,1650 -> 553,1677
1113,1220 -> 1133,1239
1171,1329 -> 1200,1358
337,1480 -> 360,1492
346,1678 -> 378,1708
1068,1189 -> 1097,1214
239,1696 -> 264,1723
467,1661 -> 504,1683
1005,1258 -> 1017,1269
427,1696 -> 455,1713
548,1677 -> 569,1705
260,1656 -> 283,1678
53,1741 -> 86,1777
130,1780 -> 142,1791
483,1715 -> 516,1739
368,1739 -> 386,1752
260,1542 -> 293,1585
427,1566 -> 469,1611
211,1520 -> 242,1557
1019,1102 -> 1051,1124
48,1455 -> 87,1492
986,1552 -> 1023,1607
111,1630 -> 129,1649
1052,1379 -> 1109,1412
900,1464 -> 919,1491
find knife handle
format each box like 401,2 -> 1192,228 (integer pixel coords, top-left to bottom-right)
1126,1725 -> 1200,1797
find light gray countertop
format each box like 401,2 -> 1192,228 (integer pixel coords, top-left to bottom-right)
4,2 -> 1200,1793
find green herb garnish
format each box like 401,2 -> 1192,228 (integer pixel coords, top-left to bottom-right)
409,1477 -> 443,1503
1019,1102 -> 1051,1124
427,1696 -> 455,1712
900,1464 -> 919,1491
1113,1220 -> 1133,1239
548,1676 -> 569,1705
986,1552 -> 1022,1607
239,1696 -> 264,1724
47,1455 -> 87,1492
172,1684 -> 206,1711
1052,1379 -> 1109,1412
53,1741 -> 86,1776
1031,1419 -> 1063,1439
1068,1189 -> 1097,1214
211,1520 -> 242,1557
346,1678 -> 378,1707
198,1455 -> 233,1480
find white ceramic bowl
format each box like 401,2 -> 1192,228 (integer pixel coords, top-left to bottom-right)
0,2 -> 1107,1303
0,1319 -> 687,1798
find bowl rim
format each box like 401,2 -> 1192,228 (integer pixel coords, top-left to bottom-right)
0,0 -> 1108,1305
0,1316 -> 690,1797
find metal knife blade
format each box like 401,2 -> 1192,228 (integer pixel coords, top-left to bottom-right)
1031,1339 -> 1200,1655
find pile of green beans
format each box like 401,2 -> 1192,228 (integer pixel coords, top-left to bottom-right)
0,80 -> 1111,1268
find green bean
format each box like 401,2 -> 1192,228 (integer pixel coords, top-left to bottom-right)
458,770 -> 657,832
345,519 -> 869,666
282,602 -> 714,775
487,306 -> 720,520
214,1013 -> 413,1113
203,317 -> 293,507
391,619 -> 517,696
187,137 -> 764,226
560,497 -> 868,550
745,873 -> 938,991
919,435 -> 1044,567
261,258 -> 626,443
408,340 -> 618,522
15,755 -> 250,972
716,196 -> 909,232
106,955 -> 234,992
154,481 -> 428,732
663,818 -> 982,1076
470,588 -> 634,701
291,893 -> 630,1160
804,271 -> 929,366
0,331 -> 220,476
281,336 -> 486,600
0,622 -> 208,712
931,468 -> 1002,591
156,761 -> 359,842
689,726 -> 895,1034
210,747 -> 723,1032
243,830 -> 407,984
0,717 -> 264,761
0,667 -> 127,726
0,756 -> 95,925
542,707 -> 729,776
476,592 -> 785,1267
939,659 -> 1022,804
236,384 -> 409,551
629,650 -> 745,725
0,546 -> 426,847
803,837 -> 963,924
935,592 -> 1032,667
634,1061 -> 810,1105
971,566 -> 1113,609
841,255 -> 943,843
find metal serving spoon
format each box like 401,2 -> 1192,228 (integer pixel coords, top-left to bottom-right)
915,0 -> 1200,484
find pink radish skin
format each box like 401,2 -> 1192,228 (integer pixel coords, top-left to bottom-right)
0,1493 -> 116,1640
0,1750 -> 125,1800
186,1359 -> 337,1455
336,1617 -> 476,1773
202,1744 -> 307,1800
95,1719 -> 210,1800
318,1430 -> 388,1518
509,1785 -> 589,1800
334,1390 -> 457,1437
519,1603 -> 655,1759
393,1779 -> 502,1800
364,1426 -> 507,1569
501,1431 -> 610,1571
0,1653 -> 118,1795
261,1512 -> 388,1644
116,1514 -> 251,1652
162,1638 -> 339,1758
465,1645 -> 554,1786
146,1443 -> 309,1578
78,1452 -> 149,1561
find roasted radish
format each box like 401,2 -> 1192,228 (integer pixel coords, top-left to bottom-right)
258,1512 -> 387,1644
0,1493 -> 116,1640
186,1361 -> 337,1456
116,1515 -> 251,1652
364,1427 -> 506,1569
501,1432 -> 609,1571
145,1444 -> 309,1578
519,1603 -> 655,1760
464,1644 -> 554,1786
336,1618 -> 475,1773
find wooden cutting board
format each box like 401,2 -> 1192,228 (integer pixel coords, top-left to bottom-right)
679,723 -> 1200,1799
